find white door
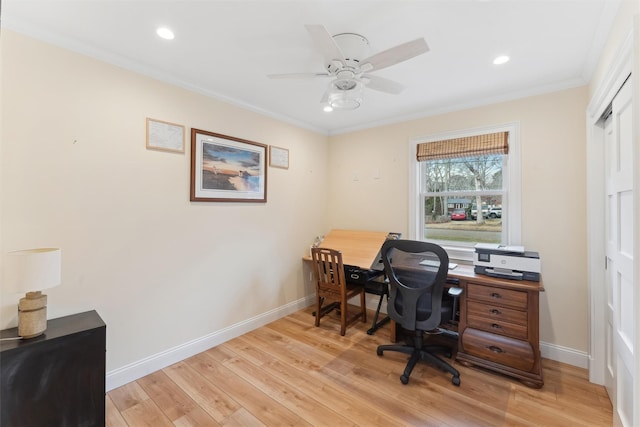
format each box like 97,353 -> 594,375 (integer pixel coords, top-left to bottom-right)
604,79 -> 635,426
603,112 -> 615,402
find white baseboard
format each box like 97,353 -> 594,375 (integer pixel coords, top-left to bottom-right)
540,341 -> 589,369
105,296 -> 314,391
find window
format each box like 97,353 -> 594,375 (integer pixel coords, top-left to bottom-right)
409,123 -> 521,261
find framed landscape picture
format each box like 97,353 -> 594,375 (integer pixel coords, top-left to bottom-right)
190,129 -> 267,202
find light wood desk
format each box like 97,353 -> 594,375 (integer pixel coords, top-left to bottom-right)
302,229 -> 545,388
303,229 -> 389,268
303,229 -> 391,334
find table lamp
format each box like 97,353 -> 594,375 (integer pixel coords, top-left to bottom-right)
4,248 -> 62,339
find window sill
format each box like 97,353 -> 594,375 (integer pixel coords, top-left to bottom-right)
441,245 -> 475,264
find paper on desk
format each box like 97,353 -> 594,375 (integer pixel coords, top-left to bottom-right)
474,243 -> 525,253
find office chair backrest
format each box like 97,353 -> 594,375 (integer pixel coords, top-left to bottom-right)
311,247 -> 347,297
381,239 -> 449,332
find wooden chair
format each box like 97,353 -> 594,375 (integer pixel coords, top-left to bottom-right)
311,247 -> 367,336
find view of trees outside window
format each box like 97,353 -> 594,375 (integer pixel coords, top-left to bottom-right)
421,154 -> 504,244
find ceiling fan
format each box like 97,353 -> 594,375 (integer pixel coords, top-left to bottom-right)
267,25 -> 430,110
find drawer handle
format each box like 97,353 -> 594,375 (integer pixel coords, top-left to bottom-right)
490,309 -> 502,315
490,292 -> 502,299
491,323 -> 502,329
487,345 -> 505,354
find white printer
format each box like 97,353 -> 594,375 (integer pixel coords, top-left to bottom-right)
473,243 -> 541,281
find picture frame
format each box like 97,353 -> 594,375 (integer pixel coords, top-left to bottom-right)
146,118 -> 185,153
190,129 -> 267,202
269,145 -> 289,169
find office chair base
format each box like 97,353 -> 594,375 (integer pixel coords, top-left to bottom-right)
377,343 -> 461,386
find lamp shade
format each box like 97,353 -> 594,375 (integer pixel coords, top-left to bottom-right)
3,248 -> 62,294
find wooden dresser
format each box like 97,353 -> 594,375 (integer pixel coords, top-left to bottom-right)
455,271 -> 544,388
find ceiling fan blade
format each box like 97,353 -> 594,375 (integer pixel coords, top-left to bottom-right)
267,72 -> 331,79
361,75 -> 405,94
360,38 -> 429,72
305,24 -> 346,65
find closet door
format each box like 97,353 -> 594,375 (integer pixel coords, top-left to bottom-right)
604,79 -> 634,426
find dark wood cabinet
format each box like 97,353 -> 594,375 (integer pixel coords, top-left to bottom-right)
0,310 -> 106,426
457,278 -> 544,388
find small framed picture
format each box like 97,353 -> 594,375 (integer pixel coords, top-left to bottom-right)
146,118 -> 185,153
269,145 -> 289,169
190,129 -> 267,202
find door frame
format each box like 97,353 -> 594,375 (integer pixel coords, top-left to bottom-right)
585,30 -> 632,386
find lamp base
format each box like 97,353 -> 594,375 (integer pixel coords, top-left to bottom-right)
18,291 -> 48,339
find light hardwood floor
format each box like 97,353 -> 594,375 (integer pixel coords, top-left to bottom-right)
107,307 -> 613,426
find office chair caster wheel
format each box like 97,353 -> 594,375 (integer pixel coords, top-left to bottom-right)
452,376 -> 460,386
376,348 -> 383,356
400,375 -> 410,384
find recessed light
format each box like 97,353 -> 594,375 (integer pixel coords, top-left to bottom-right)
323,105 -> 333,112
156,27 -> 175,40
493,55 -> 510,65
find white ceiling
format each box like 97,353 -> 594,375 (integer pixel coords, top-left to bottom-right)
2,0 -> 622,135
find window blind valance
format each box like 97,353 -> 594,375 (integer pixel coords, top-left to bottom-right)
416,131 -> 509,161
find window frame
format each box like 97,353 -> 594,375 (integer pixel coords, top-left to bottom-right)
408,122 -> 521,262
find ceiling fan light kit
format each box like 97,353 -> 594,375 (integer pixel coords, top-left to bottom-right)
268,25 -> 429,111
328,79 -> 363,110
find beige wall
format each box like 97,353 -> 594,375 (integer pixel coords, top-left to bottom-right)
328,86 -> 590,352
0,30 -> 329,371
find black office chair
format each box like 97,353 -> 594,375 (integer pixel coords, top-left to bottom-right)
376,239 -> 461,386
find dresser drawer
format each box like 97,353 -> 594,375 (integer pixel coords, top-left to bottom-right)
467,314 -> 528,339
467,283 -> 528,309
467,300 -> 528,325
461,328 -> 535,371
